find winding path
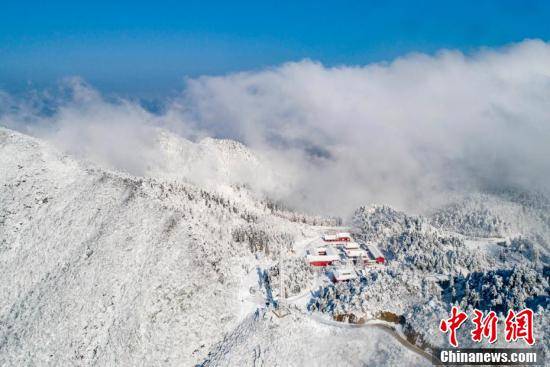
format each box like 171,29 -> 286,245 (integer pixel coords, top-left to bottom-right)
308,312 -> 437,364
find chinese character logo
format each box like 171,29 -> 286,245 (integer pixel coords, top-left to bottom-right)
505,309 -> 535,345
439,307 -> 536,347
471,309 -> 498,344
439,306 -> 468,347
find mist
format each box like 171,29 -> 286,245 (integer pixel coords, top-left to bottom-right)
2,40 -> 550,216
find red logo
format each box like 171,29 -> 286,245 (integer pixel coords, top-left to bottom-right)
439,306 -> 468,347
439,307 -> 536,347
505,309 -> 535,345
471,309 -> 498,344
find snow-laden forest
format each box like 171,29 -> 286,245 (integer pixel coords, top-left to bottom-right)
308,201 -> 549,355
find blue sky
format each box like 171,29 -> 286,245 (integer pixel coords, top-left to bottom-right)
1,0 -> 549,97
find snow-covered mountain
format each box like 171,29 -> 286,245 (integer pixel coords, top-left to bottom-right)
0,127 -> 427,366
0,127 -> 306,365
1,126 -> 548,366
147,130 -> 281,194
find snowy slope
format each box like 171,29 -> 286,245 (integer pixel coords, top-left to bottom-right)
134,129 -> 290,200
201,310 -> 430,367
0,127 -> 312,365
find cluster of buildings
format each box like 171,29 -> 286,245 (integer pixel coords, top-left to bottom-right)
305,232 -> 385,282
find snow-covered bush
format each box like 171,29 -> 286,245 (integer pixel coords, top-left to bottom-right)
263,198 -> 343,226
267,257 -> 314,297
308,268 -> 427,320
308,279 -> 368,319
507,235 -> 549,266
385,230 -> 480,274
232,223 -> 294,256
442,265 -> 549,314
352,205 -> 427,242
353,204 -> 482,274
430,202 -> 510,237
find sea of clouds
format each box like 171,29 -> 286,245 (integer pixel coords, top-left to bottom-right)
1,40 -> 549,216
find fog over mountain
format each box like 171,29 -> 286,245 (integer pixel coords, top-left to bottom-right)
2,39 -> 550,216
1,39 -> 550,366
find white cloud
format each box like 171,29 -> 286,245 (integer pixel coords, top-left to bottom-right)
2,40 -> 550,216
